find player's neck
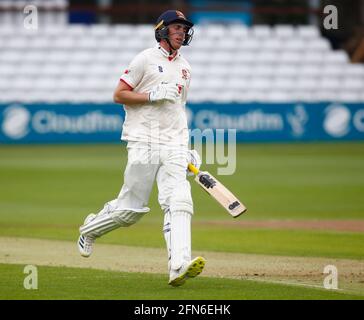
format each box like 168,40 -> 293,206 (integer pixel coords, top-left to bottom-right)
160,41 -> 178,59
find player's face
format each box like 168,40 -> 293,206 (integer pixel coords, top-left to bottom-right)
168,23 -> 188,49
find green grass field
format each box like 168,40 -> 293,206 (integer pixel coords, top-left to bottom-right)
0,143 -> 363,300
0,264 -> 362,300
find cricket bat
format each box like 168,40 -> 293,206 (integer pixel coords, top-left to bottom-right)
188,163 -> 247,218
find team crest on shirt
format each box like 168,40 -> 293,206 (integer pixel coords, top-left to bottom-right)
124,69 -> 130,74
181,69 -> 189,80
158,66 -> 163,73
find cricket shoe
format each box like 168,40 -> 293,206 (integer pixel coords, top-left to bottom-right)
78,213 -> 96,258
168,256 -> 206,287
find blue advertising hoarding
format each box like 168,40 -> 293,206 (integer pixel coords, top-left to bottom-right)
1,102 -> 364,143
0,103 -> 124,143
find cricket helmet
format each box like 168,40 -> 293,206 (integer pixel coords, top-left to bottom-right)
154,10 -> 194,46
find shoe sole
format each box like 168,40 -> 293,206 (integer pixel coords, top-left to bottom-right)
169,256 -> 206,287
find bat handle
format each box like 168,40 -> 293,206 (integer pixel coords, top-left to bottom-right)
188,163 -> 200,175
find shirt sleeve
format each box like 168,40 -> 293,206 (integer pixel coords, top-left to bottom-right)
119,52 -> 146,89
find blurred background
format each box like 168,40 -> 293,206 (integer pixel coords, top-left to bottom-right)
0,0 -> 364,143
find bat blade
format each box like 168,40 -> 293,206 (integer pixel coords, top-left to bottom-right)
195,171 -> 247,218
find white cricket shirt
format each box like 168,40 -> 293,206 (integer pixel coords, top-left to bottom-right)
119,45 -> 192,148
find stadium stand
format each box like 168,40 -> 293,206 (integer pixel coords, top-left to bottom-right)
1,20 -> 364,103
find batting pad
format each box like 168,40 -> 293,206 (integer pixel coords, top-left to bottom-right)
169,210 -> 192,271
79,207 -> 149,238
169,181 -> 193,215
163,210 -> 172,268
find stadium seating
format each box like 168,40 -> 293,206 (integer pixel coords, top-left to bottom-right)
0,22 -> 364,103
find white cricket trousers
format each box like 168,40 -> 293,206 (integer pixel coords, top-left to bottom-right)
117,146 -> 193,272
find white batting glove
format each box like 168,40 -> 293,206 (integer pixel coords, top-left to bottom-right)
187,149 -> 202,176
149,83 -> 179,103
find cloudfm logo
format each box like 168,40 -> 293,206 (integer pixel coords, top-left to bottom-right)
2,105 -> 31,139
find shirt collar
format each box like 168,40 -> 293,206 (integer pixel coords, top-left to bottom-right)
157,44 -> 180,61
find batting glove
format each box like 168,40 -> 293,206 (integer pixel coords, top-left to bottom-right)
187,149 -> 202,176
149,83 -> 179,103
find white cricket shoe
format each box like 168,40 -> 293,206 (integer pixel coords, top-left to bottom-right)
78,213 -> 96,258
168,256 -> 206,287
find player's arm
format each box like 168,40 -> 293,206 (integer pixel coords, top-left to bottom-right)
113,80 -> 180,105
114,52 -> 179,105
113,80 -> 149,105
